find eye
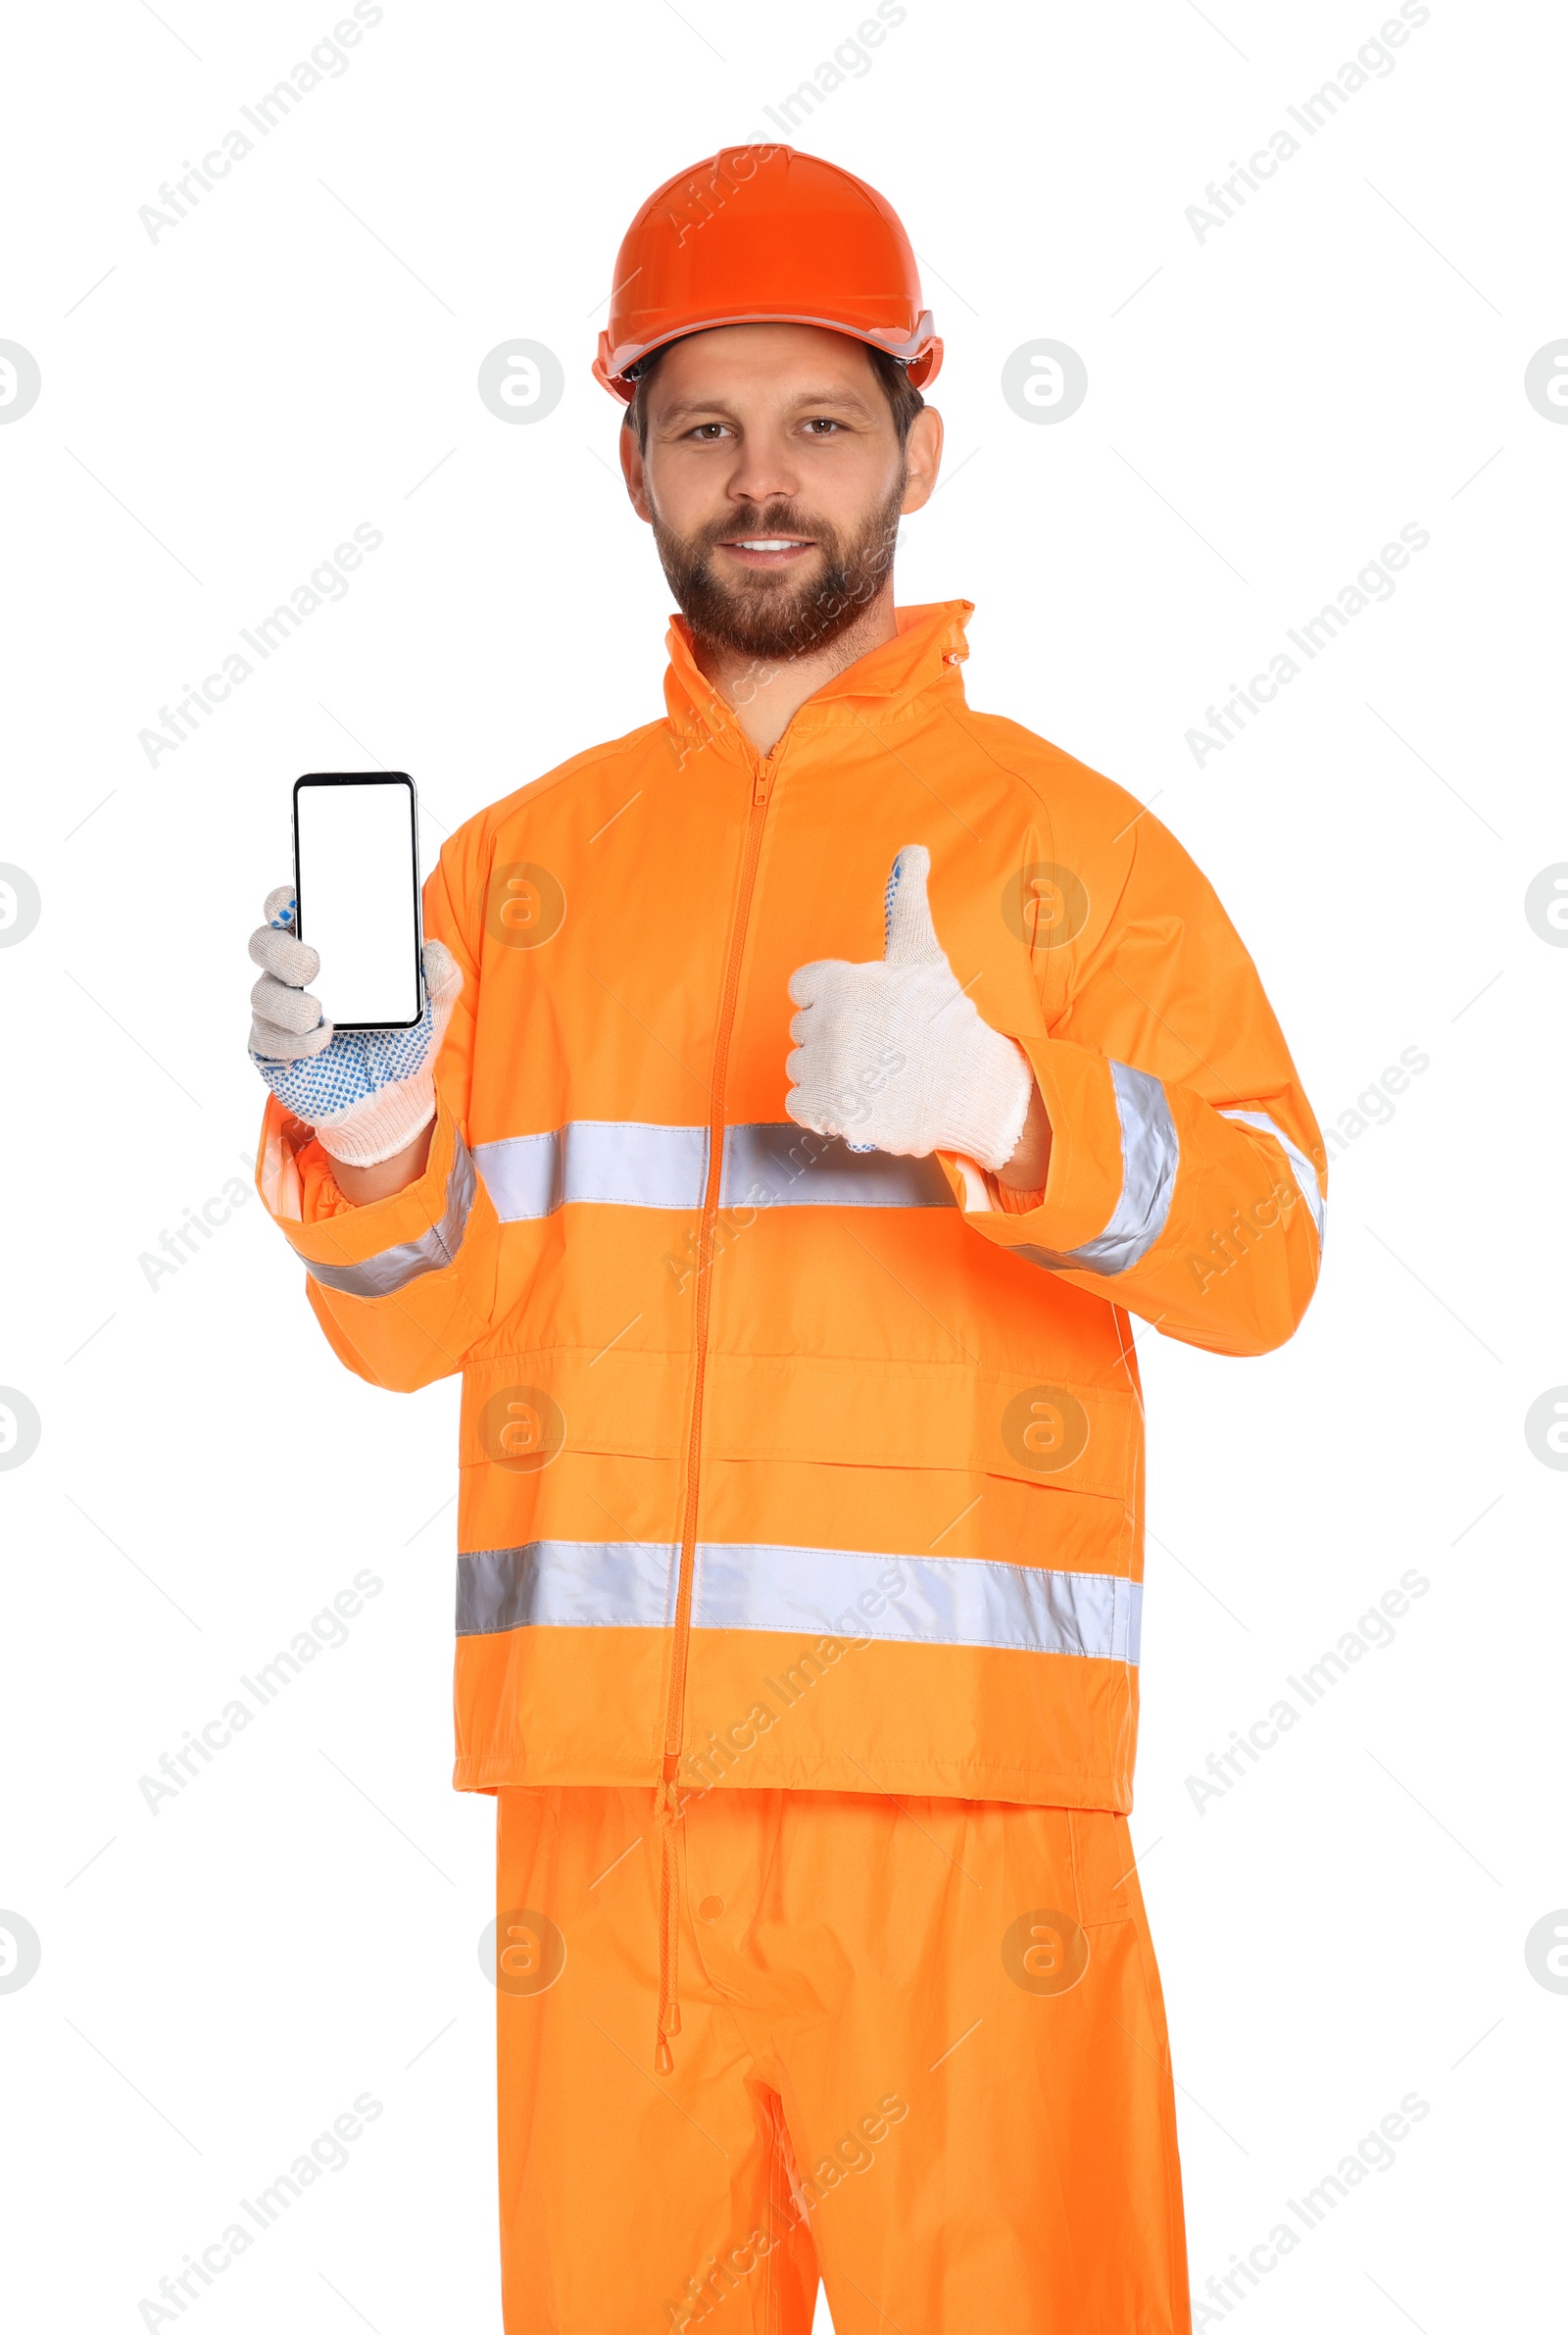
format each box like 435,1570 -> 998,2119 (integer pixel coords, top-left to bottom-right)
684,421 -> 730,441
802,417 -> 847,435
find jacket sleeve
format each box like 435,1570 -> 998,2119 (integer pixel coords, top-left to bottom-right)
253,836 -> 503,1393
944,806 -> 1326,1358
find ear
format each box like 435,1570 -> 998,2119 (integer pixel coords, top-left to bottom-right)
899,404 -> 944,519
618,417 -> 654,525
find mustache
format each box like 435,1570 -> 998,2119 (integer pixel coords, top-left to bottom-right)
698,500 -> 824,552
650,471 -> 906,661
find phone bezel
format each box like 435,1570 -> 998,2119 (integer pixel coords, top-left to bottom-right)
291,771 -> 424,1033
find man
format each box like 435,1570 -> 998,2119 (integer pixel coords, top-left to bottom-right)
248,146 -> 1324,2334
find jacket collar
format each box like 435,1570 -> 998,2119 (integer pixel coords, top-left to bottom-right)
662,598 -> 974,764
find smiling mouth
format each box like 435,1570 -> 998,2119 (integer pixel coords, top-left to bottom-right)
720,536 -> 815,565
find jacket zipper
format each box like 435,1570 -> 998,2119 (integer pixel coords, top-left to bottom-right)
662,745 -> 779,1784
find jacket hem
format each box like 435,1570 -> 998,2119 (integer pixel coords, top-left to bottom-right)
453,1750 -> 1133,1812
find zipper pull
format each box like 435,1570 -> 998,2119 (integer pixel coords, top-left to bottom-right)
752,764 -> 771,807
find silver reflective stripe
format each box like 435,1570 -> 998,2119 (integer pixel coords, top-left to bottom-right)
305,1133 -> 476,1297
474,1121 -> 710,1220
1011,1060 -> 1178,1277
1068,1061 -> 1180,1272
1219,1109 -> 1326,1251
721,1123 -> 954,1210
696,1542 -> 1140,1661
457,1540 -> 677,1634
472,1120 -> 957,1221
458,1538 -> 1140,1662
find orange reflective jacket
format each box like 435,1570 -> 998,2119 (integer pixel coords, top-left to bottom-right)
258,601 -> 1325,1814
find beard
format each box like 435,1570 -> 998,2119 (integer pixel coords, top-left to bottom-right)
649,480 -> 906,664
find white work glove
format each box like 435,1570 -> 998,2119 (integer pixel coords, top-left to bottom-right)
786,844 -> 1034,1172
247,885 -> 463,1168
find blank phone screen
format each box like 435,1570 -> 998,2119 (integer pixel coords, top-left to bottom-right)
293,775 -> 421,1029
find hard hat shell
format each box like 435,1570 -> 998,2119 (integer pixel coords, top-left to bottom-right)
592,144 -> 943,401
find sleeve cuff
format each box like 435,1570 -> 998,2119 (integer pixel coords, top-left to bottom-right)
938,1033 -> 1179,1276
257,1089 -> 478,1292
940,1158 -> 1044,1216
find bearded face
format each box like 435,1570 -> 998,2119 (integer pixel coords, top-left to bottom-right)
648,480 -> 906,664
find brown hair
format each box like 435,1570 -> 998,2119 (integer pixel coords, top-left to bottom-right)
623,339 -> 925,451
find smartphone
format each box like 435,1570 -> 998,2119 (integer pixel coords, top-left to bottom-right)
292,772 -> 422,1031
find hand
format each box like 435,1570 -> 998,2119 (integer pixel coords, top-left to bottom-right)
785,845 -> 1035,1173
247,884 -> 463,1168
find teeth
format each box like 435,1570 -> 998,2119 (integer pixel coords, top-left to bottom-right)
734,539 -> 806,550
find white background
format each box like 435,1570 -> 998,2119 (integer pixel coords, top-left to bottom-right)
2,2 -> 1564,2329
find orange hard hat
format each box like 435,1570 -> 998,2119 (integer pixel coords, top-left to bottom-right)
592,144 -> 943,402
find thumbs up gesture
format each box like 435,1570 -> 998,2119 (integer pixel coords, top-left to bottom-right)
785,844 -> 1035,1171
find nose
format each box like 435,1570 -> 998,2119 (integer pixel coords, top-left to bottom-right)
722,424 -> 803,515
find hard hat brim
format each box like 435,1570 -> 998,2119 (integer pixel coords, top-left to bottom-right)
594,312 -> 943,403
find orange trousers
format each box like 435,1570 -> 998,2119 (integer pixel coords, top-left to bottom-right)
495,1785 -> 1190,2332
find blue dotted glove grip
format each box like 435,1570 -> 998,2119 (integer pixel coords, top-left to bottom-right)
251,898 -> 439,1127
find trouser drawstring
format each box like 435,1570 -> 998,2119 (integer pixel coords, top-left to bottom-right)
655,1773 -> 682,2074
